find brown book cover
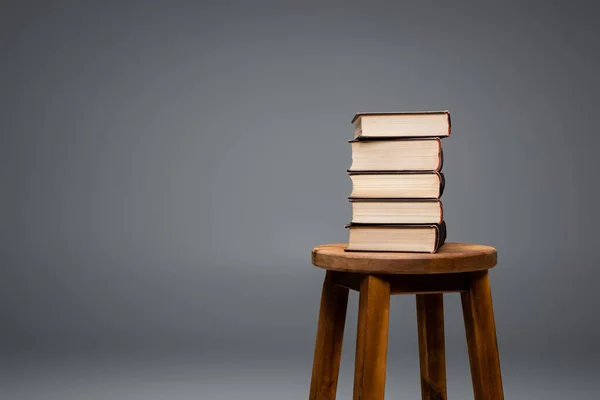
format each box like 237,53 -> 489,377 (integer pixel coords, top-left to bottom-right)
343,221 -> 447,253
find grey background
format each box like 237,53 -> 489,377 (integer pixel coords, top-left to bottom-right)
2,0 -> 599,398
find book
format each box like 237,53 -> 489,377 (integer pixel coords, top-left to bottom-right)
348,171 -> 444,199
350,199 -> 442,224
349,138 -> 443,172
352,111 -> 450,139
345,221 -> 447,253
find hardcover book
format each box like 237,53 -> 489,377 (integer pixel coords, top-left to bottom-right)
348,171 -> 445,199
350,198 -> 443,225
352,111 -> 450,139
345,221 -> 447,253
348,138 -> 443,172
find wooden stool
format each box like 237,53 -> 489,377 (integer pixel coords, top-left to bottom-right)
309,242 -> 503,400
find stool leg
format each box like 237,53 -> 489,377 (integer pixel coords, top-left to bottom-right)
416,294 -> 447,400
461,271 -> 504,400
310,271 -> 350,400
353,275 -> 391,400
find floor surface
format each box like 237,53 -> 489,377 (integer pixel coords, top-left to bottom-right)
2,356 -> 596,399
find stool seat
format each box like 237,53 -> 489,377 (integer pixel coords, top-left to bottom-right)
312,242 -> 497,275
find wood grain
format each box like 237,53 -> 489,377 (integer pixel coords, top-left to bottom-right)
353,275 -> 390,400
309,271 -> 349,400
461,271 -> 504,400
312,243 -> 497,275
416,294 -> 447,400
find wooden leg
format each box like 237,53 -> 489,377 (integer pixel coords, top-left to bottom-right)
461,271 -> 504,400
416,294 -> 447,400
310,271 -> 350,400
353,275 -> 391,400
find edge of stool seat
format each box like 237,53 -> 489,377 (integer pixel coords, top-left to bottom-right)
311,242 -> 497,275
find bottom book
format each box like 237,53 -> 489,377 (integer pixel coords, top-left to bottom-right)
345,221 -> 446,253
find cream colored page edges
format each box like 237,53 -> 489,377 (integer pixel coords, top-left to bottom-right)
361,113 -> 448,137
350,174 -> 440,198
350,140 -> 440,170
348,227 -> 436,252
352,202 -> 441,224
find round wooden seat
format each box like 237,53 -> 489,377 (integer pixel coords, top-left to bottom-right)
312,242 -> 497,274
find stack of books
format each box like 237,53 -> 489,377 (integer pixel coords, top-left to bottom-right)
345,111 -> 451,253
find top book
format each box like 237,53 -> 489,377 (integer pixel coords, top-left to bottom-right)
352,111 -> 451,139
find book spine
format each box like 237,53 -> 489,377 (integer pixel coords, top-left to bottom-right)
434,220 -> 447,252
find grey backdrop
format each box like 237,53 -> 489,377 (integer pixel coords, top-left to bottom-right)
2,0 -> 599,398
